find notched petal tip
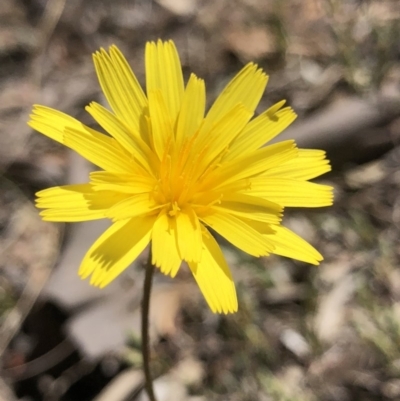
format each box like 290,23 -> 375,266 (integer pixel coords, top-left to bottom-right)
109,44 -> 121,53
211,296 -> 238,315
89,272 -> 102,288
92,49 -> 104,60
28,104 -> 41,119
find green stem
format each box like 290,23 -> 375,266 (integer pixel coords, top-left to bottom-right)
142,251 -> 157,401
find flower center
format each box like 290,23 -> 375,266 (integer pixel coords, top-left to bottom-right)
168,201 -> 181,217
151,132 -> 225,218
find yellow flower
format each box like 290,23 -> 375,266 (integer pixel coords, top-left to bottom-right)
28,40 -> 333,314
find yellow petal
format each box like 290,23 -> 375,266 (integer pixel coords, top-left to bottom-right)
145,40 -> 184,121
175,207 -> 202,263
148,89 -> 174,159
235,218 -> 276,235
90,171 -> 155,194
29,105 -> 143,174
64,127 -> 132,174
93,46 -> 148,132
175,73 -> 205,148
192,103 -> 253,171
28,105 -> 88,144
208,140 -> 298,190
36,184 -> 126,221
225,102 -> 297,161
201,63 -> 268,134
105,193 -> 161,221
212,193 -> 282,224
151,212 -> 182,277
85,102 -> 157,174
188,229 -> 237,314
201,212 -> 274,257
266,225 -> 323,265
266,149 -> 331,180
247,178 -> 334,207
79,216 -> 154,287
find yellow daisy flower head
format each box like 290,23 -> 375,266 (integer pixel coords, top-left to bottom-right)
29,40 -> 333,314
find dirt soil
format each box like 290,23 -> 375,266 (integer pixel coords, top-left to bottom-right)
1,0 -> 400,400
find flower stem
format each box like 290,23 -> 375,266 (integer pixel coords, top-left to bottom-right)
142,251 -> 157,401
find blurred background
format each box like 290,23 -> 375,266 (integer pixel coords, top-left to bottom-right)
1,0 -> 400,400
